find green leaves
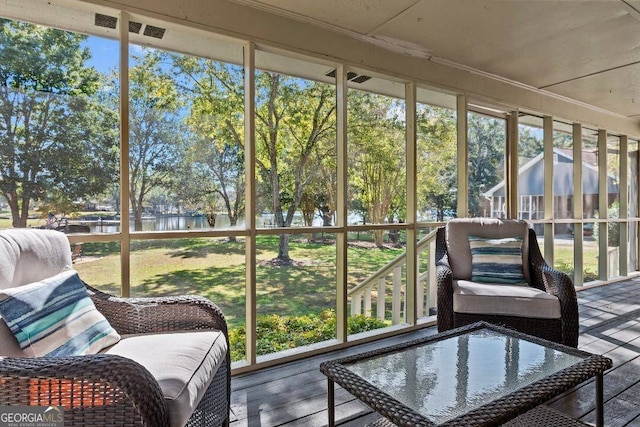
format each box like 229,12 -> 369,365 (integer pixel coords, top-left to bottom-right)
347,89 -> 405,242
0,20 -> 117,227
0,18 -> 100,96
228,310 -> 388,361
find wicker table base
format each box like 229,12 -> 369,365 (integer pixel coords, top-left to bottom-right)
366,405 -> 590,427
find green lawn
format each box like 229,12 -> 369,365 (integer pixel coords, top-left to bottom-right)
1,222 -> 613,360
74,235 -> 405,330
3,222 -> 604,329
551,240 -> 599,282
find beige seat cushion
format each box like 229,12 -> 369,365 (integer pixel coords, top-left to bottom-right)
102,330 -> 227,427
446,218 -> 530,284
453,280 -> 561,319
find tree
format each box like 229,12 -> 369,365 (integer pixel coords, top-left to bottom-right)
0,19 -> 118,227
300,156 -> 337,229
467,112 -> 506,217
171,58 -> 245,240
180,140 -> 245,241
172,60 -> 336,259
518,124 -> 544,160
348,90 -> 405,247
254,72 -> 335,261
126,49 -> 185,231
417,106 -> 457,221
299,154 -> 336,242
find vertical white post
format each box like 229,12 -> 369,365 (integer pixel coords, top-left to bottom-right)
405,82 -> 417,325
428,239 -> 437,316
507,110 -> 519,219
598,129 -> 608,280
244,42 -> 257,365
392,266 -> 402,324
351,293 -> 361,316
364,286 -> 372,317
119,12 -> 130,297
620,135 -> 629,276
543,116 -> 554,263
416,278 -> 424,318
457,95 -> 468,217
573,124 -> 584,286
336,65 -> 348,341
377,278 -> 386,320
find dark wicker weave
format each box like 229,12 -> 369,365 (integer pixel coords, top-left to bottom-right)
501,405 -> 591,426
321,322 -> 611,427
366,405 -> 590,427
0,285 -> 230,427
436,226 -> 579,347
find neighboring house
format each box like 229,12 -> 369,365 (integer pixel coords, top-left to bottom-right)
483,148 -> 619,234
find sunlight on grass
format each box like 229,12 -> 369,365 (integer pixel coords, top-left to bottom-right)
552,239 -> 599,283
73,235 -> 406,340
44,231 -> 614,361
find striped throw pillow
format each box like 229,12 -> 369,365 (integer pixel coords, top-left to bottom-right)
469,236 -> 527,285
0,269 -> 120,357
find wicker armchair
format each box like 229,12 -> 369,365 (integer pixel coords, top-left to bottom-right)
0,228 -> 230,427
436,218 -> 579,347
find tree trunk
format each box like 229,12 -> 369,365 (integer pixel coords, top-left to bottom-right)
8,197 -> 27,228
130,191 -> 144,231
278,233 -> 291,261
321,207 -> 334,226
134,210 -> 143,231
228,216 -> 237,242
206,213 -> 216,227
374,229 -> 384,248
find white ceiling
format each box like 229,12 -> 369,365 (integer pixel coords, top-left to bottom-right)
4,0 -> 640,122
228,0 -> 640,120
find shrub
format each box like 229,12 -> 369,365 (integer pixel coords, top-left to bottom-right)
228,309 -> 388,362
593,201 -> 620,246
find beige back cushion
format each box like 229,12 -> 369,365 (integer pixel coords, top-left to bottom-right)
0,228 -> 72,289
0,228 -> 72,357
446,218 -> 530,283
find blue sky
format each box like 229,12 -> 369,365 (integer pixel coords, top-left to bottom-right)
82,36 -> 119,74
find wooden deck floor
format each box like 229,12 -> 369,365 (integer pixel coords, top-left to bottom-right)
230,278 -> 640,426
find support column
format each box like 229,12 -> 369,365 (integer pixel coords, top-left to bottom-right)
244,42 -> 257,364
573,124 -> 584,286
405,82 -> 417,324
506,110 -> 519,219
119,11 -> 131,297
598,129 -> 608,280
336,65 -> 348,342
457,95 -> 468,217
543,116 -> 554,263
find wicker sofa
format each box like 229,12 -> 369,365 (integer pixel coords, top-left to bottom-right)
436,218 -> 579,347
0,228 -> 230,426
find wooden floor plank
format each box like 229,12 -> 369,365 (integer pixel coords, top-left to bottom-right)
230,279 -> 640,426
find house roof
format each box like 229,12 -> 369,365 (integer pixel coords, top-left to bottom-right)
484,147 -> 619,197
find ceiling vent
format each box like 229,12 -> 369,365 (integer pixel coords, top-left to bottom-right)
325,69 -> 336,78
143,25 -> 166,39
324,69 -> 372,84
95,13 -> 117,29
129,21 -> 142,34
94,13 -> 166,39
351,75 -> 371,84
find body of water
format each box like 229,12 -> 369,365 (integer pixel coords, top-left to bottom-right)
79,215 -> 230,233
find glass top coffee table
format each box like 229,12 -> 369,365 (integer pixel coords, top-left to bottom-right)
320,322 -> 612,427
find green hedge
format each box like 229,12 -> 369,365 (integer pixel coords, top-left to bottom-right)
229,309 -> 388,361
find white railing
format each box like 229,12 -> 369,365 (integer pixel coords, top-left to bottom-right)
347,229 -> 439,324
